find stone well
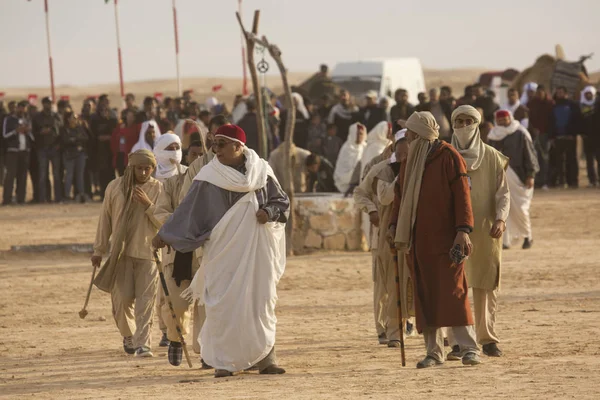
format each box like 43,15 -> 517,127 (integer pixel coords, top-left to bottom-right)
292,193 -> 368,253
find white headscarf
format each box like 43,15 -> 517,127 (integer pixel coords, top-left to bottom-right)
361,121 -> 392,175
451,105 -> 486,171
487,110 -> 532,143
520,82 -> 538,106
292,92 -> 310,120
132,120 -> 162,152
153,132 -> 183,182
394,112 -> 439,251
206,97 -> 219,110
580,86 -> 597,106
333,123 -> 366,193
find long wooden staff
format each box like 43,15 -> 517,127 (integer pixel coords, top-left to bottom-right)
78,265 -> 97,319
393,249 -> 406,367
153,250 -> 193,368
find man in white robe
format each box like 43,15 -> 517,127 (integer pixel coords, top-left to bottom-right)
153,125 -> 289,378
488,110 -> 539,250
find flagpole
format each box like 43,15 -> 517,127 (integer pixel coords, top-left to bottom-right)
172,0 -> 181,96
43,0 -> 56,102
239,0 -> 248,96
113,0 -> 125,98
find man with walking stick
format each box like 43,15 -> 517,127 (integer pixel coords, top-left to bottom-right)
354,130 -> 410,349
389,112 -> 480,368
91,149 -> 162,358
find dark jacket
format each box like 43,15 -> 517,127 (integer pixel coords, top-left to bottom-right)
580,102 -> 599,144
2,114 -> 34,152
307,158 -> 337,193
528,97 -> 554,136
548,99 -> 581,139
60,125 -> 89,158
474,96 -> 499,123
489,128 -> 539,184
390,103 -> 415,132
89,113 -> 118,167
237,112 -> 260,152
280,109 -> 310,150
322,135 -> 343,167
358,105 -> 387,132
32,110 -> 61,150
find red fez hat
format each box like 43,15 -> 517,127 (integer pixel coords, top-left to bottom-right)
215,124 -> 246,145
495,110 -> 511,119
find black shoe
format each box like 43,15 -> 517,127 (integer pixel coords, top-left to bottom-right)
259,364 -> 286,375
522,238 -> 533,250
168,341 -> 183,366
482,343 -> 503,357
159,332 -> 170,347
201,359 -> 213,370
123,336 -> 135,355
502,244 -> 510,250
416,356 -> 443,369
447,345 -> 461,361
215,369 -> 233,378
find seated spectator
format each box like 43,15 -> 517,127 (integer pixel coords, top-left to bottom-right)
305,153 -> 337,193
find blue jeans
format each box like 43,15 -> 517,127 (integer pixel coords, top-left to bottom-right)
63,151 -> 87,198
38,147 -> 62,202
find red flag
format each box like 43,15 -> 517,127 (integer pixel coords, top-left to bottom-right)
28,94 -> 38,105
212,85 -> 223,93
60,95 -> 70,101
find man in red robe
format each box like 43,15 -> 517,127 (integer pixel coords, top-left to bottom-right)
389,111 -> 480,368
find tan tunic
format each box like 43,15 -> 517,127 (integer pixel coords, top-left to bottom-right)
154,167 -> 188,266
465,144 -> 510,290
179,150 -> 215,204
93,177 -> 162,260
268,143 -> 310,193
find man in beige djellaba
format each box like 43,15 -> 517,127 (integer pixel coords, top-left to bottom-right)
353,130 -> 409,347
447,105 -> 510,359
91,149 -> 163,358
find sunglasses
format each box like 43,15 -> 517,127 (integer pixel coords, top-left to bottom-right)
212,140 -> 232,149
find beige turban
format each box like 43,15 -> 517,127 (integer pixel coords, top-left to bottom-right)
395,112 -> 439,251
451,105 -> 485,171
128,149 -> 157,167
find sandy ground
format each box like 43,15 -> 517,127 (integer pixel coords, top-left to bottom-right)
1,188 -> 600,399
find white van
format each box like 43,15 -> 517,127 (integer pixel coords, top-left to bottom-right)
331,58 -> 426,105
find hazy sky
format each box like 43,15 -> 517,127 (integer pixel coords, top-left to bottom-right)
1,0 -> 599,89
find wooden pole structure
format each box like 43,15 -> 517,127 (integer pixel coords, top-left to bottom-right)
172,0 -> 182,95
236,10 -> 268,160
113,0 -> 125,98
43,0 -> 56,102
238,0 -> 248,96
235,11 -> 296,255
262,37 -> 295,256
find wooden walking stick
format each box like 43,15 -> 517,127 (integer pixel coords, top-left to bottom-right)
393,249 -> 406,366
78,265 -> 97,319
153,249 -> 193,368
